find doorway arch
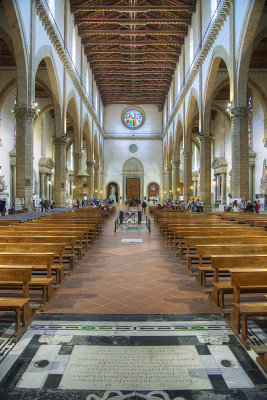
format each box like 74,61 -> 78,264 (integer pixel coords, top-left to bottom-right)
122,157 -> 144,203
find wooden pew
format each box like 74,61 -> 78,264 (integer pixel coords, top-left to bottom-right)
227,270 -> 267,348
0,253 -> 55,309
0,236 -> 77,272
0,220 -> 21,226
0,267 -> 32,340
193,244 -> 267,292
0,244 -> 67,285
0,229 -> 87,257
209,255 -> 267,309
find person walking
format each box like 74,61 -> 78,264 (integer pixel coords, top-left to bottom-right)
142,200 -> 147,214
254,200 -> 259,214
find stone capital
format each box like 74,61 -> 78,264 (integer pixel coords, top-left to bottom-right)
52,136 -> 67,146
200,135 -> 213,144
86,160 -> 95,168
229,106 -> 249,119
13,106 -> 38,123
182,150 -> 193,158
73,151 -> 82,160
171,160 -> 181,167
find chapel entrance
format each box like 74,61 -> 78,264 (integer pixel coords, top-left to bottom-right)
126,178 -> 140,202
122,157 -> 144,203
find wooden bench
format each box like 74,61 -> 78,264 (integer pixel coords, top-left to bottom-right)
209,255 -> 267,309
227,270 -> 267,348
193,245 -> 267,296
0,230 -> 86,257
0,235 -> 77,270
0,244 -> 67,285
0,253 -> 55,309
0,267 -> 32,340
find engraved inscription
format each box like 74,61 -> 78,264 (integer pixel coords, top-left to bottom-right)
59,345 -> 212,390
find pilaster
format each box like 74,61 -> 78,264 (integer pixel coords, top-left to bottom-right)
172,160 -> 181,201
200,136 -> 213,211
230,106 -> 249,199
86,160 -> 95,199
53,137 -> 67,207
13,106 -> 38,210
183,150 -> 193,203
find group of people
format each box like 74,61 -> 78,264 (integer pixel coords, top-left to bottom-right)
39,200 -> 53,212
232,198 -> 260,213
0,199 -> 6,216
188,198 -> 203,212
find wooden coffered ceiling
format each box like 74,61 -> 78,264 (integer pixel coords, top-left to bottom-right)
70,0 -> 197,109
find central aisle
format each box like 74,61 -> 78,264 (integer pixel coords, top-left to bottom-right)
46,206 -> 217,314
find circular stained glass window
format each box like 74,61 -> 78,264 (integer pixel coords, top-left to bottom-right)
121,106 -> 145,130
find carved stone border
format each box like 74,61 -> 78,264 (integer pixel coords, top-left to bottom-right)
121,106 -> 146,130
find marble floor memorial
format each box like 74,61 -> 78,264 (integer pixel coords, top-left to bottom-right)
0,314 -> 266,399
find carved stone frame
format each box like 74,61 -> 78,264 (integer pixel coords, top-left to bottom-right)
121,106 -> 146,130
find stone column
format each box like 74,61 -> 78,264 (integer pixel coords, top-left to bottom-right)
13,106 -> 38,210
172,160 -> 180,201
94,166 -> 100,198
231,107 -> 249,199
53,137 -> 66,207
73,151 -> 82,201
168,164 -> 172,200
249,165 -> 254,202
162,167 -> 168,200
200,136 -> 212,211
213,174 -> 218,204
86,160 -> 95,200
40,172 -> 45,200
221,172 -> 227,205
183,151 -> 193,203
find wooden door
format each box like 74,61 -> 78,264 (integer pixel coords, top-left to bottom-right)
126,178 -> 140,201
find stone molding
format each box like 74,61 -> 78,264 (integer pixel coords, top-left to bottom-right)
38,157 -> 54,174
162,0 -> 232,138
35,0 -> 104,138
13,106 -> 38,123
212,157 -> 228,174
104,135 -> 162,141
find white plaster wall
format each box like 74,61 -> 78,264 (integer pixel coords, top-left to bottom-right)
235,0 -> 251,59
104,104 -> 162,135
104,140 -> 162,202
252,91 -> 266,195
17,0 -> 31,53
0,89 -> 16,208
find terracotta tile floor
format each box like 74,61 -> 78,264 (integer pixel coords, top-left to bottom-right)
45,206 -> 217,314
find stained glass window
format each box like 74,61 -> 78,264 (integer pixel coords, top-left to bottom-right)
124,109 -> 142,128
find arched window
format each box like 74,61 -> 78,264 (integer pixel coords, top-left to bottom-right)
72,27 -> 76,66
211,0 -> 217,20
189,27 -> 194,67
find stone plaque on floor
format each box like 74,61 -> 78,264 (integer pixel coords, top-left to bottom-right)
59,345 -> 212,390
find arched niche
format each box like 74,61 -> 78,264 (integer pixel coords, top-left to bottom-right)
147,182 -> 160,202
107,181 -> 119,203
122,157 -> 144,203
